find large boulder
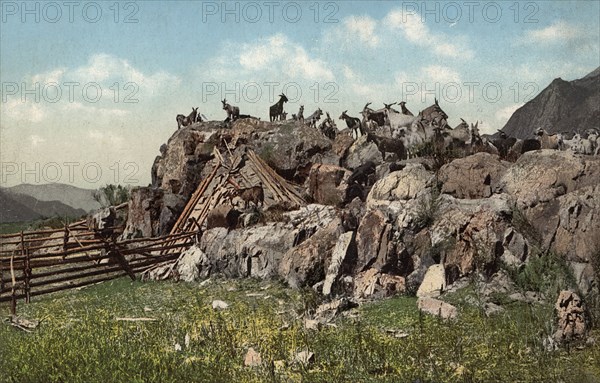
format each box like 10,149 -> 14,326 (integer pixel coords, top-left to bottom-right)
355,210 -> 395,273
553,290 -> 587,344
430,194 -> 512,279
323,231 -> 356,296
254,122 -> 332,181
156,126 -> 223,198
279,218 -> 343,288
439,152 -> 509,199
121,187 -> 163,239
345,136 -> 383,170
418,297 -> 458,319
121,187 -> 186,239
307,164 -> 351,206
526,185 -> 600,262
353,268 -> 405,299
498,150 -> 600,207
199,224 -> 297,279
416,264 -> 446,297
367,164 -> 434,202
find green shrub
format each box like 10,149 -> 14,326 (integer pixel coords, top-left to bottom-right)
506,251 -> 576,297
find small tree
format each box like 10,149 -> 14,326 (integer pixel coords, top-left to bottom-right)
93,184 -> 131,207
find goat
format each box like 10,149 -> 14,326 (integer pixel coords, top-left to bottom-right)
398,101 -> 414,116
585,129 -> 599,155
421,98 -> 448,128
222,99 -> 240,122
318,112 -> 337,139
361,102 -> 387,127
535,127 -> 563,150
269,94 -> 288,122
196,112 -> 208,123
305,108 -> 323,128
237,114 -> 260,120
339,110 -> 363,140
281,111 -> 288,120
570,133 -> 595,155
176,107 -> 198,129
295,105 -> 305,122
229,183 -> 264,209
385,108 -> 419,133
345,161 -> 376,203
491,131 -> 518,159
367,133 -> 407,160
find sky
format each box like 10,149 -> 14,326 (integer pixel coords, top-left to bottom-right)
1,0 -> 599,189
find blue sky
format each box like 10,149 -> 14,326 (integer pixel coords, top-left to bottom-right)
1,1 -> 599,188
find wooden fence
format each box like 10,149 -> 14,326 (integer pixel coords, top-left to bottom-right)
0,219 -> 197,314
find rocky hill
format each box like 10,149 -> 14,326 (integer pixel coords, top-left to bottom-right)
5,183 -> 101,212
0,189 -> 87,223
502,67 -> 600,139
116,118 -> 599,316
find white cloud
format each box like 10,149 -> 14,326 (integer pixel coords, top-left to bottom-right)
73,53 -> 181,94
237,34 -> 334,81
2,99 -> 46,123
322,15 -> 380,50
31,69 -> 65,85
422,65 -> 461,83
522,21 -> 584,44
384,10 -> 474,59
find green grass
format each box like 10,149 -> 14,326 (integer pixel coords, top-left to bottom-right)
0,216 -> 82,234
0,222 -> 32,234
1,278 -> 599,383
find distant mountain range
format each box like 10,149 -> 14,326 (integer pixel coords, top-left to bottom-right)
0,189 -> 87,223
0,183 -> 101,223
502,66 -> 600,139
4,183 -> 101,212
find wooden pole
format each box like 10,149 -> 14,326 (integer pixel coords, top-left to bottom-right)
21,231 -> 31,303
10,251 -> 16,315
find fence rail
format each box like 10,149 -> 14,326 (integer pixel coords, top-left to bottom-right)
0,221 -> 197,314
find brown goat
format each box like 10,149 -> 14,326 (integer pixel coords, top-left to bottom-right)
229,183 -> 264,209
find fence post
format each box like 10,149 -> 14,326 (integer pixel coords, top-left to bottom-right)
63,224 -> 69,258
10,252 -> 16,315
111,235 -> 136,281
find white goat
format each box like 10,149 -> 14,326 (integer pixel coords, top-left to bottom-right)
535,127 -> 563,150
386,109 -> 420,133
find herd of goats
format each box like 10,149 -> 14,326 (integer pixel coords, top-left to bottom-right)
175,94 -> 600,163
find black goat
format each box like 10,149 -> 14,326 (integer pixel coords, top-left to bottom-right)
269,94 -> 288,122
176,107 -> 198,129
339,110 -> 363,139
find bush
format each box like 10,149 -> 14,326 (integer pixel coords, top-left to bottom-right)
93,184 -> 131,207
414,182 -> 442,230
506,251 -> 576,297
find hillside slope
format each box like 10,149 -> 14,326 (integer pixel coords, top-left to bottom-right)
5,183 -> 101,212
0,189 -> 86,223
502,67 -> 600,139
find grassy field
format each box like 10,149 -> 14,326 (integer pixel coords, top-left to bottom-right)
1,277 -> 598,383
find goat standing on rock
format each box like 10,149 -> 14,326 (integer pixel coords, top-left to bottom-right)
222,99 -> 240,122
176,107 -> 198,129
339,110 -> 363,140
305,108 -> 323,128
229,183 -> 264,209
269,94 -> 288,122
